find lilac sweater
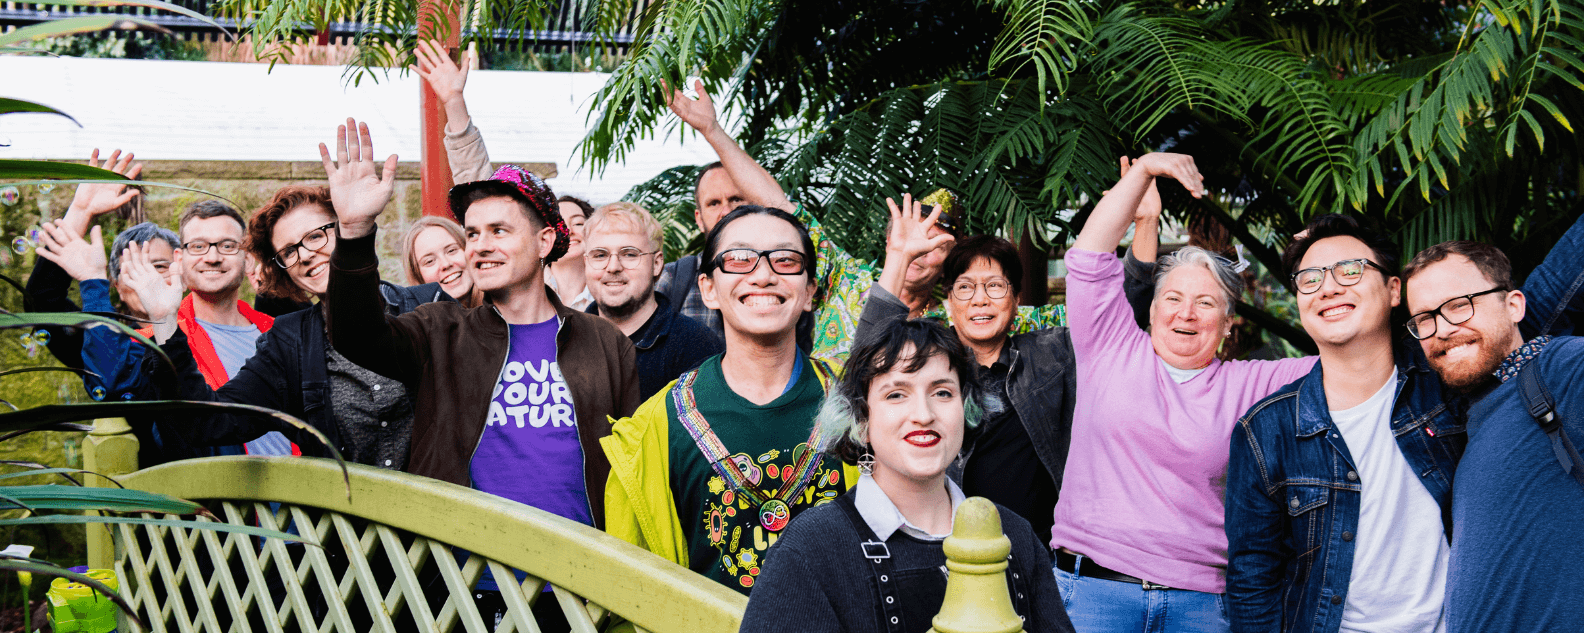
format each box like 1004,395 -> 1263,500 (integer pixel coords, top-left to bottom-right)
1051,249 -> 1315,593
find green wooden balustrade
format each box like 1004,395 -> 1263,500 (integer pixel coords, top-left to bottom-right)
81,418 -> 1022,633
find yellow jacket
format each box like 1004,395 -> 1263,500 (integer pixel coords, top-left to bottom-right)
601,376 -> 859,568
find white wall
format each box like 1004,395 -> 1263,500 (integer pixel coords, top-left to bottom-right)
0,56 -> 718,203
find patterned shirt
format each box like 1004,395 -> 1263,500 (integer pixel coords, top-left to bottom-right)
1495,335 -> 1552,383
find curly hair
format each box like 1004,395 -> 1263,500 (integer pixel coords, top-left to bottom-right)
245,186 -> 334,303
816,318 -> 985,466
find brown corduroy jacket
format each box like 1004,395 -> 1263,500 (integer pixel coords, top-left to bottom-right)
325,231 -> 640,527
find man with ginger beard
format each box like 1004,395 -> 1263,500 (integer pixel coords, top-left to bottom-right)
581,202 -> 722,399
1402,239 -> 1584,633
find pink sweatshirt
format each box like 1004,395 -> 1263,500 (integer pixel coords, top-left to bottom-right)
1051,248 -> 1315,593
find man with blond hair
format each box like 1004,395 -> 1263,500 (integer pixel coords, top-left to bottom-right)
583,201 -> 722,399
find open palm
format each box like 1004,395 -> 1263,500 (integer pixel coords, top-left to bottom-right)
319,118 -> 398,239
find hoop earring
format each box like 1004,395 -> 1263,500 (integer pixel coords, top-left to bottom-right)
857,450 -> 875,476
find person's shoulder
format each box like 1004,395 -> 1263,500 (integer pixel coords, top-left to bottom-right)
669,311 -> 722,342
775,501 -> 856,553
564,307 -> 631,344
1242,375 -> 1304,425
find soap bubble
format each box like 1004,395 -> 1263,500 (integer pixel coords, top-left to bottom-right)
35,183 -> 53,194
120,393 -> 134,401
31,329 -> 50,345
0,186 -> 18,206
90,386 -> 107,401
11,236 -> 33,255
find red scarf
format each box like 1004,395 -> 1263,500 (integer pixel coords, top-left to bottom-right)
176,295 -> 274,390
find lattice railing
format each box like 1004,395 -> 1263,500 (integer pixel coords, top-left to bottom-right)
110,456 -> 747,633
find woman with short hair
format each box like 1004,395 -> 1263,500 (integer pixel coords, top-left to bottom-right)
739,318 -> 1074,633
1053,153 -> 1316,632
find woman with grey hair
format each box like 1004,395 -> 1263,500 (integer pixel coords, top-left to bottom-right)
740,318 -> 1074,633
1051,153 -> 1317,632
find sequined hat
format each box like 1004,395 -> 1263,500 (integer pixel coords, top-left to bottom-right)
448,165 -> 570,263
918,188 -> 962,236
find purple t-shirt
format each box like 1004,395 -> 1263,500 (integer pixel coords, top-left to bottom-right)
469,317 -> 592,526
1051,248 -> 1316,593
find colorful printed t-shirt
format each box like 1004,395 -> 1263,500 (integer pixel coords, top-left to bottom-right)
470,317 -> 590,524
667,355 -> 848,594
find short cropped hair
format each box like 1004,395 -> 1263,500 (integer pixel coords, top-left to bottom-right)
1154,246 -> 1243,315
585,202 -> 663,252
178,199 -> 246,237
941,235 -> 1022,297
692,162 -> 726,205
1280,214 -> 1400,290
108,222 -> 180,279
245,186 -> 334,303
1402,241 -> 1514,292
403,216 -> 467,285
816,318 -> 984,465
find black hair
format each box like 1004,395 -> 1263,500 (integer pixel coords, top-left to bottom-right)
178,199 -> 247,236
692,161 -> 726,205
940,235 -> 1023,298
1281,214 -> 1400,290
821,318 -> 985,465
700,205 -> 818,280
556,195 -> 596,218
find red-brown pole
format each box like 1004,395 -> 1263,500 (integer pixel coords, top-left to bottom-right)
418,0 -> 460,218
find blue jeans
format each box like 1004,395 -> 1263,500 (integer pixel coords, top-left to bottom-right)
1053,555 -> 1230,633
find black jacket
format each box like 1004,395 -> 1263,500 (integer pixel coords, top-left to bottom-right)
147,282 -> 451,460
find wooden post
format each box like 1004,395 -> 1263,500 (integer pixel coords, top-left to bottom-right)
81,418 -> 138,569
418,0 -> 461,217
929,497 -> 1024,633
1016,229 -> 1048,308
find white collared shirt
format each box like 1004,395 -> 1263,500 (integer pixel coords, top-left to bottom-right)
852,474 -> 966,542
545,275 -> 594,311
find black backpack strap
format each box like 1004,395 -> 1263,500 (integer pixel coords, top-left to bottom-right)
1518,361 -> 1584,490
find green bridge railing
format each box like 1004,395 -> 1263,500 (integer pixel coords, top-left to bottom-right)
80,418 -> 1027,633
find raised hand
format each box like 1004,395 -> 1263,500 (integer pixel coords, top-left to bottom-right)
34,221 -> 108,281
413,40 -> 472,104
1132,152 -> 1206,198
1120,156 -> 1163,224
665,77 -> 720,134
63,149 -> 143,236
122,240 -> 185,342
319,118 -> 398,239
886,194 -> 955,262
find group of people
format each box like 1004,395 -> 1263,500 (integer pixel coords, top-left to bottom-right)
25,39 -> 1584,633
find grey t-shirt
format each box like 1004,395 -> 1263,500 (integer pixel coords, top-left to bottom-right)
198,318 -> 292,456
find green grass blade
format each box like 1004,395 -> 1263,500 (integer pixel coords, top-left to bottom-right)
2,484 -> 201,514
25,0 -> 232,37
0,98 -> 79,126
0,16 -> 170,47
0,312 -> 170,370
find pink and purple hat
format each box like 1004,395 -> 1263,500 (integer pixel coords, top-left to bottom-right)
448,165 -> 571,263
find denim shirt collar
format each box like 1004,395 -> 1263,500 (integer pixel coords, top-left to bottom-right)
1293,339 -> 1428,438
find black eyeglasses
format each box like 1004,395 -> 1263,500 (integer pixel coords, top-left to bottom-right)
182,239 -> 242,257
584,247 -> 658,269
1405,287 -> 1509,340
951,278 -> 1012,301
1291,258 -> 1388,294
273,222 -> 337,268
711,248 -> 807,276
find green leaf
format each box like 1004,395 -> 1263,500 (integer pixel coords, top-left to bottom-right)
0,98 -> 79,126
25,0 -> 233,37
0,514 -> 318,545
0,16 -> 171,48
0,160 -> 130,182
0,401 -> 350,493
2,484 -> 202,515
0,312 -> 170,371
0,366 -> 101,380
0,466 -> 102,486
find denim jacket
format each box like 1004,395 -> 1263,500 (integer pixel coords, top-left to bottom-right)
1225,212 -> 1584,633
1225,341 -> 1463,633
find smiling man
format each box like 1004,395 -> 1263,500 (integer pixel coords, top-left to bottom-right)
1226,215 -> 1462,633
581,202 -> 722,399
1401,240 -> 1584,633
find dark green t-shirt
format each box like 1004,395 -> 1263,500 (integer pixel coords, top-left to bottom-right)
667,355 -> 850,594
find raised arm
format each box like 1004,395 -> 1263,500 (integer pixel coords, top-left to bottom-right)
1517,210 -> 1584,339
1072,152 -> 1203,254
320,119 -> 430,384
668,79 -> 791,210
414,40 -> 493,184
877,193 -> 955,299
60,149 -> 143,237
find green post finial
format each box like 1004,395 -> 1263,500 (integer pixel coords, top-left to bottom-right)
82,417 -> 138,570
929,497 -> 1025,633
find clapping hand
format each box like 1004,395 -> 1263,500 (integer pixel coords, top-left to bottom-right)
665,77 -> 721,135
121,240 -> 185,343
319,118 -> 398,240
34,221 -> 108,282
885,193 -> 956,263
63,149 -> 142,236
